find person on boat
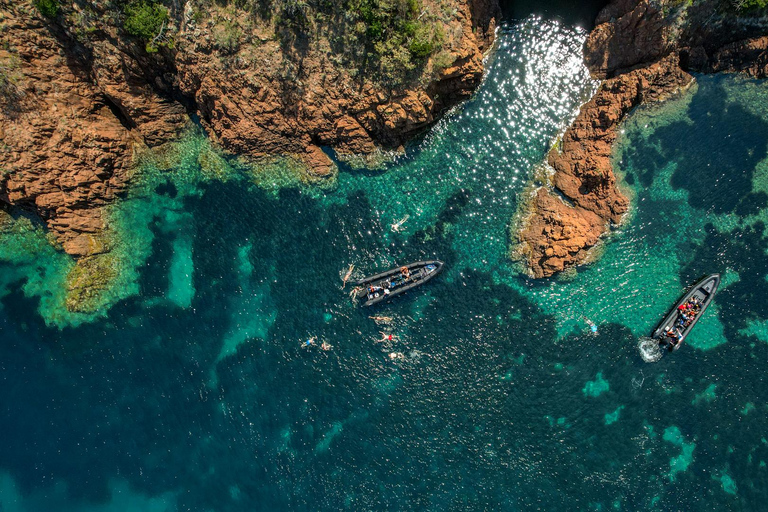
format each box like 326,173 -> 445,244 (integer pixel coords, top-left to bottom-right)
400,266 -> 410,279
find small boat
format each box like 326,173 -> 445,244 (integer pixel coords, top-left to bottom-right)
352,260 -> 443,307
652,273 -> 720,351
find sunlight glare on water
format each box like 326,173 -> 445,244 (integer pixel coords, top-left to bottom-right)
1,16 -> 768,512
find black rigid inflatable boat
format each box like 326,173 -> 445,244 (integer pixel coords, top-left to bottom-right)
352,260 -> 443,307
652,273 -> 720,351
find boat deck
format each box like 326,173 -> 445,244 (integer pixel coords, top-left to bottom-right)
354,260 -> 443,307
652,274 -> 720,350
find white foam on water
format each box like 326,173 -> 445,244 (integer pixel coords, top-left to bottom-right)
638,337 -> 663,363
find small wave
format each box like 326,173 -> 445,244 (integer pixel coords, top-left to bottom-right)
638,337 -> 663,363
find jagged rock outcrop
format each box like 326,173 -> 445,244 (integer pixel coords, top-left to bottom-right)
0,0 -> 499,263
516,0 -> 768,278
174,0 -> 497,167
518,54 -> 692,278
0,7 -> 137,257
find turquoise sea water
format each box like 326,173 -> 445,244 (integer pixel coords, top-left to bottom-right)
2,18 -> 768,511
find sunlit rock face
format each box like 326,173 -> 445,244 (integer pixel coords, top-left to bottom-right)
1,14 -> 768,510
516,0 -> 768,278
0,0 -> 499,271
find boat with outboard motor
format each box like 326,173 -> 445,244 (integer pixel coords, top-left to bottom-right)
352,260 -> 443,307
652,273 -> 720,351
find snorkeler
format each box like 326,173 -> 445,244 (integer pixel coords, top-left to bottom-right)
341,264 -> 355,289
391,215 -> 409,232
369,315 -> 394,325
377,332 -> 397,343
582,316 -> 598,334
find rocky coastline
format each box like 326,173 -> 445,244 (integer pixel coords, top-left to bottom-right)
0,0 -> 498,312
0,0 -> 498,258
515,0 -> 768,278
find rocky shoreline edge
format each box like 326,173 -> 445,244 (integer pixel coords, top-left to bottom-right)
0,0 -> 498,314
514,0 -> 768,278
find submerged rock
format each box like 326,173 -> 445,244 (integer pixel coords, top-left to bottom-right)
0,0 -> 499,313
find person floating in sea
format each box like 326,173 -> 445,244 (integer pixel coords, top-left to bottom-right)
391,215 -> 409,232
341,264 -> 355,289
376,332 -> 398,343
303,336 -> 317,348
582,316 -> 598,334
389,352 -> 405,361
320,341 -> 332,351
369,315 -> 394,325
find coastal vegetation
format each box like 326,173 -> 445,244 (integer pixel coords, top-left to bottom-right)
0,52 -> 22,116
33,0 -> 60,17
731,0 -> 768,12
123,0 -> 171,52
217,0 -> 448,85
36,0 -> 456,86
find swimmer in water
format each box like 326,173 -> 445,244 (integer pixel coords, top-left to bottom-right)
582,316 -> 598,334
389,352 -> 405,360
303,336 -> 317,348
369,315 -> 394,325
391,215 -> 409,233
376,332 -> 397,343
320,341 -> 332,351
341,264 -> 355,289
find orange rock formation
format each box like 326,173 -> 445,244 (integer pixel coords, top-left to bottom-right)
516,0 -> 768,278
0,0 -> 499,259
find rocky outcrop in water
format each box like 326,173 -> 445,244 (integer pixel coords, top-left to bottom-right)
0,8 -> 141,257
516,0 -> 768,278
0,0 -> 499,263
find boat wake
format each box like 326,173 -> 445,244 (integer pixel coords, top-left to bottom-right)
638,337 -> 663,363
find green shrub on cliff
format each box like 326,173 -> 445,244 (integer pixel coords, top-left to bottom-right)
343,0 -> 444,84
123,0 -> 170,51
0,55 -> 22,115
718,0 -> 768,12
34,0 -> 60,18
736,0 -> 768,11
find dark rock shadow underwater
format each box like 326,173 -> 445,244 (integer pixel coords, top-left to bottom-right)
2,168 -> 768,510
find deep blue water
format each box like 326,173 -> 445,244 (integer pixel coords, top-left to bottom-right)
1,19 -> 768,511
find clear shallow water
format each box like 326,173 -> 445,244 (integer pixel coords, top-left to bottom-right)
2,18 -> 768,511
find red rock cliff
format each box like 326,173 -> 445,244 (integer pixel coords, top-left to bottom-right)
1,0 -> 499,259
516,0 -> 768,278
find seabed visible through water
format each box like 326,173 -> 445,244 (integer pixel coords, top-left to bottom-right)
1,16 -> 768,511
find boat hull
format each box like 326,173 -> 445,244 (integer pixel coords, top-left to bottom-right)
354,260 -> 444,307
651,274 -> 721,351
